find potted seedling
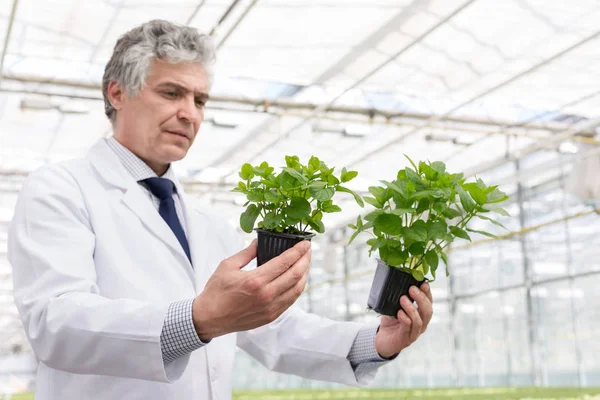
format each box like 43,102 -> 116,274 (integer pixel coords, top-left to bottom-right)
233,155 -> 364,265
348,156 -> 509,317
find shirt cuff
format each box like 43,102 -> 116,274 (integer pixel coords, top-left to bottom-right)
348,325 -> 398,378
160,298 -> 209,365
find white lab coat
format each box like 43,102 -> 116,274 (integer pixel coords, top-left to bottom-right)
8,139 -> 373,400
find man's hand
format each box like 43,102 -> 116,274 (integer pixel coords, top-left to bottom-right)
374,282 -> 433,359
192,239 -> 311,341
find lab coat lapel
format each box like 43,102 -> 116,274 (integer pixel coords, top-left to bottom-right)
87,139 -> 195,285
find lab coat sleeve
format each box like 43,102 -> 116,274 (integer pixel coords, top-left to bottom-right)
8,164 -> 177,382
236,306 -> 373,386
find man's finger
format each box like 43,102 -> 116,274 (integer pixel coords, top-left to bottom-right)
410,285 -> 433,333
396,309 -> 412,327
401,296 -> 422,343
420,282 -> 433,303
271,260 -> 311,315
223,240 -> 257,270
257,240 -> 311,282
268,247 -> 311,298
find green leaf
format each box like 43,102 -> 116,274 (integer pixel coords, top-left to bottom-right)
411,190 -> 446,200
373,214 -> 402,235
421,262 -> 430,276
432,201 -> 447,216
263,212 -> 283,229
308,181 -> 327,190
264,190 -> 279,203
312,210 -> 323,221
450,226 -> 471,241
379,245 -> 390,263
279,171 -> 298,189
348,229 -> 361,244
337,186 -> 365,207
387,247 -> 408,267
404,220 -> 428,242
393,194 -> 410,209
428,220 -> 448,240
311,187 -> 335,201
366,238 -> 381,248
416,198 -> 430,214
247,191 -> 264,202
424,250 -> 439,271
368,186 -> 386,200
404,154 -> 418,171
486,207 -> 510,217
254,162 -> 272,178
406,181 -> 416,196
409,242 -> 425,256
322,203 -> 342,213
431,161 -> 446,175
486,187 -> 509,204
285,155 -> 300,168
405,168 -> 422,184
466,228 -> 498,239
458,187 -> 476,213
260,178 -> 278,189
309,156 -> 321,171
419,162 -> 439,181
477,214 -> 506,229
341,168 -> 359,183
385,239 -> 401,248
411,269 -> 425,281
282,167 -> 308,184
239,163 -> 255,180
285,197 -> 311,219
364,210 -> 385,222
326,173 -> 340,185
464,182 -> 487,205
440,251 -> 449,266
307,217 -> 325,234
363,196 -> 382,208
240,204 -> 261,233
391,208 -> 414,216
258,161 -> 274,177
285,215 -> 302,227
381,180 -> 407,198
443,207 -> 462,219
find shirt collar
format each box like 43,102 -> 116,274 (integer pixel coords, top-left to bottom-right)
105,136 -> 180,189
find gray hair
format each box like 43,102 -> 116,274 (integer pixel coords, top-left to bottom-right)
102,19 -> 216,123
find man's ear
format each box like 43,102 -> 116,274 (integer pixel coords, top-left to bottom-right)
107,81 -> 126,111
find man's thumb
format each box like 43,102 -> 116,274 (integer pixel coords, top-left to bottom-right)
223,239 -> 257,269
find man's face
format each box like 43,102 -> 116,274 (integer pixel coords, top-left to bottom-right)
110,58 -> 209,174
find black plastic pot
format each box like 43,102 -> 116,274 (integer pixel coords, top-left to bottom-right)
255,229 -> 316,266
367,259 -> 425,317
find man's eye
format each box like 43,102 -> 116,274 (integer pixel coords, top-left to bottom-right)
195,100 -> 206,108
164,91 -> 177,98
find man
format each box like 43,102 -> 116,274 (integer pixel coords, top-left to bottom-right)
8,20 -> 433,399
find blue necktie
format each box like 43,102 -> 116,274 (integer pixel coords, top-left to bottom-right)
142,177 -> 192,264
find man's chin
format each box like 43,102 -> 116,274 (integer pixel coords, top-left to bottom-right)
162,146 -> 189,163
